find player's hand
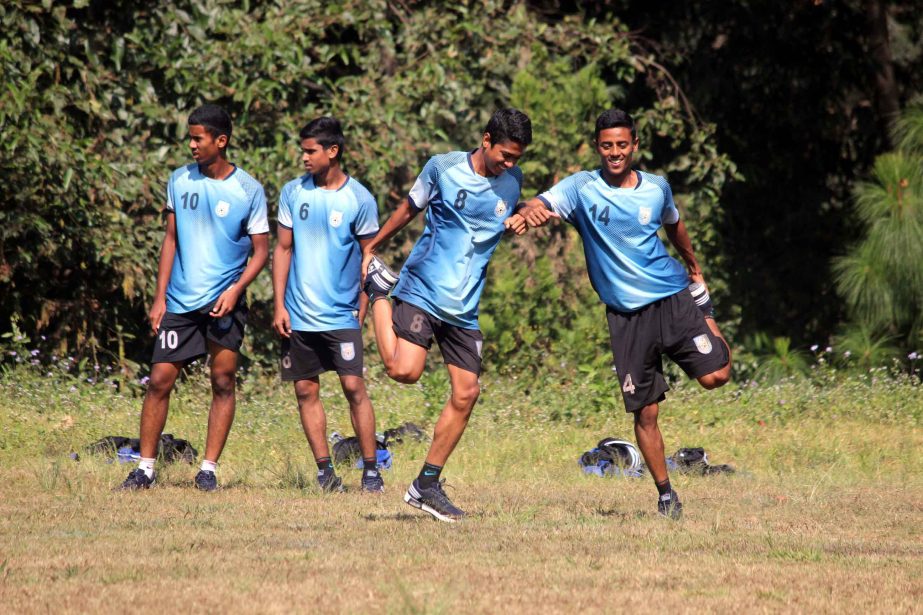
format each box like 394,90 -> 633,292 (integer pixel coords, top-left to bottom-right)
504,213 -> 527,235
273,306 -> 292,338
360,250 -> 373,286
210,284 -> 241,318
149,297 -> 167,334
519,203 -> 560,227
689,272 -> 705,287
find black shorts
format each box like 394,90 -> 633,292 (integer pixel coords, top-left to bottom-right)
392,299 -> 483,375
607,289 -> 729,413
151,299 -> 248,365
280,329 -> 364,381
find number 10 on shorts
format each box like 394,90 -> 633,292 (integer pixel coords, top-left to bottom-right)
159,330 -> 178,349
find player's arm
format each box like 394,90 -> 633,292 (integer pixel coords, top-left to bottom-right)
664,220 -> 704,285
515,197 -> 560,228
210,232 -> 270,318
360,198 -> 419,284
357,236 -> 376,325
272,226 -> 294,338
149,212 -> 177,334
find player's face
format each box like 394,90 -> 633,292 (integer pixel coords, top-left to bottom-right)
481,136 -> 525,176
188,124 -> 226,165
301,138 -> 338,175
595,127 -> 638,178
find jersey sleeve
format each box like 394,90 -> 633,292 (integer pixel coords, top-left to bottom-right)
407,157 -> 439,211
277,182 -> 294,229
351,186 -> 380,240
247,183 -> 270,234
537,172 -> 584,222
661,179 -> 679,225
165,173 -> 175,212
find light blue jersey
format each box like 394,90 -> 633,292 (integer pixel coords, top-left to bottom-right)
278,175 -> 379,331
165,164 -> 269,313
393,151 -> 523,329
538,169 -> 688,312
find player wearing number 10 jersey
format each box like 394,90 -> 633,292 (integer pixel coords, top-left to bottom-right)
517,108 -> 732,519
360,108 -> 532,522
118,104 -> 270,492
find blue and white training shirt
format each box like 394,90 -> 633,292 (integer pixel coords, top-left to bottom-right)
538,169 -> 689,312
278,175 -> 379,331
392,151 -> 523,329
165,163 -> 269,313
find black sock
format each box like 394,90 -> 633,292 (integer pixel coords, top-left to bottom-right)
655,479 -> 672,497
362,458 -> 378,477
417,462 -> 443,488
316,457 -> 334,472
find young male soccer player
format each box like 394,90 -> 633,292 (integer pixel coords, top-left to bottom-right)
272,116 -> 384,493
517,108 -> 731,519
119,104 -> 270,491
360,108 -> 531,521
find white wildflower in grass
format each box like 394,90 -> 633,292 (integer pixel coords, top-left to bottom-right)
811,344 -> 819,352
909,351 -> 919,360
844,350 -> 852,358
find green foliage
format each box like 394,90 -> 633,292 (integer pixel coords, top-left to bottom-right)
748,334 -> 811,384
832,324 -> 901,369
834,105 -> 923,345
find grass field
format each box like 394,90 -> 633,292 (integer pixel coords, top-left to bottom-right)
1,366 -> 921,612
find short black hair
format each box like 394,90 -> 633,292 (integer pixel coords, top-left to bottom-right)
299,116 -> 345,160
485,108 -> 532,147
188,104 -> 233,143
595,108 -> 636,140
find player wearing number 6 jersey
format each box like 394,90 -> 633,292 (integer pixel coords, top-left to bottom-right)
517,108 -> 731,519
360,109 -> 532,522
272,116 -> 384,494
118,104 -> 270,492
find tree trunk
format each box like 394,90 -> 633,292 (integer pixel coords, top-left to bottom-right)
865,0 -> 900,143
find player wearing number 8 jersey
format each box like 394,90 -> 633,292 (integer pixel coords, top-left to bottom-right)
517,108 -> 731,519
360,109 -> 532,521
118,104 -> 270,492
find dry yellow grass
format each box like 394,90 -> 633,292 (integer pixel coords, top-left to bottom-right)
0,372 -> 921,613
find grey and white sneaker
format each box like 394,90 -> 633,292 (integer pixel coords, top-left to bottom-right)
317,470 -> 345,493
689,282 -> 714,318
117,468 -> 155,491
361,469 -> 385,493
404,479 -> 466,522
364,255 -> 399,302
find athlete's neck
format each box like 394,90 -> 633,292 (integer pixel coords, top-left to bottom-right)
470,148 -> 495,178
198,156 -> 235,181
313,164 -> 347,190
601,167 -> 638,189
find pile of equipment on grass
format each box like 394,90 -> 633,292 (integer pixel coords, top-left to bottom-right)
330,422 -> 428,470
579,437 -> 735,478
73,434 -> 198,464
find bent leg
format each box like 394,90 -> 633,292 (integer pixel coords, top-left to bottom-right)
633,403 -> 669,485
340,375 -> 376,462
202,341 -> 238,463
696,318 -> 732,390
424,364 -> 480,467
294,377 -> 330,461
139,361 -> 183,458
369,299 -> 428,383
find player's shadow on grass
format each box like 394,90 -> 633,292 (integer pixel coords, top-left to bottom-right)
594,507 -> 641,520
362,512 -> 428,522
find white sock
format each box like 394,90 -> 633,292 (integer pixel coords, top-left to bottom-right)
200,460 -> 217,474
138,457 -> 155,479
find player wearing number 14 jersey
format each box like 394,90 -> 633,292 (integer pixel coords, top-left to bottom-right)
518,108 -> 731,519
360,109 -> 532,522
118,104 -> 270,492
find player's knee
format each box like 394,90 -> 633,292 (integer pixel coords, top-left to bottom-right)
451,382 -> 480,412
387,365 -> 422,384
342,380 -> 368,407
633,404 -> 659,429
698,366 -> 730,390
146,372 -> 176,399
210,370 -> 236,397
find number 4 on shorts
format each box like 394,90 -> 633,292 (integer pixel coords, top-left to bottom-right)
622,373 -> 636,395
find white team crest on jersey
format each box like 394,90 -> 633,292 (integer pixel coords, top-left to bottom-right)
495,200 -> 507,217
215,200 -> 231,218
329,210 -> 344,228
340,342 -> 355,361
638,206 -> 652,225
693,334 -> 713,354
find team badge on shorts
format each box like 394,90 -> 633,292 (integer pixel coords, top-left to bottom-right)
340,342 -> 355,361
217,316 -> 232,331
475,340 -> 483,358
215,200 -> 231,217
329,210 -> 344,228
495,199 -> 507,217
638,206 -> 652,225
693,334 -> 713,354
